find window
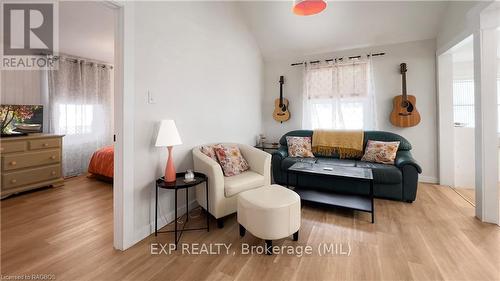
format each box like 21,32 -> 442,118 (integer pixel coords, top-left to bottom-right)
453,79 -> 500,133
452,79 -> 475,128
302,60 -> 376,130
57,104 -> 94,135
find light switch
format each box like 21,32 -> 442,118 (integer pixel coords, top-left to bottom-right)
147,91 -> 156,104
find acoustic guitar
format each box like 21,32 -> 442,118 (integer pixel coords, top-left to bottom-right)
273,76 -> 290,123
390,63 -> 421,127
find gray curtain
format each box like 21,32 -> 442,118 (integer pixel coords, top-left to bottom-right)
48,58 -> 113,177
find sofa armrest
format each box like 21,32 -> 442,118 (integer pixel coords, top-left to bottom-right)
239,144 -> 271,185
193,148 -> 225,213
272,146 -> 288,159
395,151 -> 422,174
271,146 -> 288,184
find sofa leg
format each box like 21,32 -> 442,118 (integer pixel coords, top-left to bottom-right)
217,218 -> 224,229
293,231 -> 299,241
239,224 -> 246,237
406,200 -> 413,203
265,240 -> 272,255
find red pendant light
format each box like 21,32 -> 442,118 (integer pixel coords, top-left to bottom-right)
293,0 -> 327,16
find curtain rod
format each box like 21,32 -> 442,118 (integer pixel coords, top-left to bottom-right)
291,52 -> 386,66
39,52 -> 113,69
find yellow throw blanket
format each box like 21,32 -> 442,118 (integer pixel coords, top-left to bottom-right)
312,129 -> 364,159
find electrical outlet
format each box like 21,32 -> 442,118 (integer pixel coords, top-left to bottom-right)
147,91 -> 156,104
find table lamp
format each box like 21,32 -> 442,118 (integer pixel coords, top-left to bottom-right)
155,120 -> 182,182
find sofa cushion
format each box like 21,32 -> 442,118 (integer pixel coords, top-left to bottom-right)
361,140 -> 400,164
286,136 -> 314,158
215,145 -> 250,177
224,171 -> 265,197
316,158 -> 356,167
281,157 -> 317,171
355,161 -> 402,184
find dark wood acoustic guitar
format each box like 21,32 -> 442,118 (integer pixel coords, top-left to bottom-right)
390,63 -> 421,127
273,76 -> 290,123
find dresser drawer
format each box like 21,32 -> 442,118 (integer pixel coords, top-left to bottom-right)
29,138 -> 61,150
2,164 -> 61,189
2,149 -> 61,171
0,141 -> 27,153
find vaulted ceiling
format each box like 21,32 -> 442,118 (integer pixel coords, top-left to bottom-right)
236,1 -> 449,61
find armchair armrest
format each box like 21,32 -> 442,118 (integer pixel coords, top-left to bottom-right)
395,151 -> 422,174
239,144 -> 271,184
193,148 -> 225,213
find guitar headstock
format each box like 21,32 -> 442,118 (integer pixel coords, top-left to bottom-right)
400,63 -> 407,74
279,76 -> 284,84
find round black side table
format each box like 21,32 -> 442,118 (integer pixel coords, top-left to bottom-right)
155,172 -> 209,250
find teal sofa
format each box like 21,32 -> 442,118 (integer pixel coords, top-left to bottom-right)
272,130 -> 422,202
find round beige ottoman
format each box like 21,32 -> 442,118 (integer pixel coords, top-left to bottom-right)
237,184 -> 301,255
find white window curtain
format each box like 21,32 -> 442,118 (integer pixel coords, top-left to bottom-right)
48,58 -> 113,177
302,59 -> 377,130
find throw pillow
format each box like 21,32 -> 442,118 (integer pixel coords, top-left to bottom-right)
214,145 -> 250,176
286,136 -> 314,158
200,144 -> 223,163
361,140 -> 400,164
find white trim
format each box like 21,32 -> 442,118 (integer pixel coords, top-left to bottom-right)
419,176 -> 439,184
473,13 -> 499,224
112,1 -> 136,251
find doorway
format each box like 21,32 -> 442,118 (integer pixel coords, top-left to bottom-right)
438,35 -> 476,204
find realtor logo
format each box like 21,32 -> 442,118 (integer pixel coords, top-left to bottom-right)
3,3 -> 53,55
1,2 -> 57,70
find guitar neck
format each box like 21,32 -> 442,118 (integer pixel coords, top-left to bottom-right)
279,76 -> 284,106
402,71 -> 408,100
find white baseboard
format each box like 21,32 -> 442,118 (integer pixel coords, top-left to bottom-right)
419,176 -> 438,184
134,199 -> 199,244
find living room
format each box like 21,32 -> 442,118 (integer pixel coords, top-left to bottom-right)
1,1 -> 499,281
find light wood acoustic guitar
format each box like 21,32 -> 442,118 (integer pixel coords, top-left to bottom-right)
390,63 -> 421,127
273,75 -> 290,123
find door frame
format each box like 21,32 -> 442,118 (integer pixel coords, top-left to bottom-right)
104,0 -> 136,250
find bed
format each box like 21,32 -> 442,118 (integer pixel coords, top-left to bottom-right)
88,145 -> 114,182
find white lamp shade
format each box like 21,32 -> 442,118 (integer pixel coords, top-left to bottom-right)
155,120 -> 182,147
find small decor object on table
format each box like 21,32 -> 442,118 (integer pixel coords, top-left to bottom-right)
184,169 -> 195,182
155,172 -> 209,250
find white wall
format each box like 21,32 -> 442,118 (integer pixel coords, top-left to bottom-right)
454,127 -> 476,188
130,2 -> 263,242
261,39 -> 438,182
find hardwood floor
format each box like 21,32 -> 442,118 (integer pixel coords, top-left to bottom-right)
1,177 -> 499,281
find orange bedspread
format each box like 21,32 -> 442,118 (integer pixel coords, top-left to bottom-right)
88,145 -> 114,179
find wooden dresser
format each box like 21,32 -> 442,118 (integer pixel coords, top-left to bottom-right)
1,134 -> 64,199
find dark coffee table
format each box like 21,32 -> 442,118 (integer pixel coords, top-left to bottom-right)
287,162 -> 375,223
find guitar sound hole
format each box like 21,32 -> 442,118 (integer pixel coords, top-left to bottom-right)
400,101 -> 414,113
281,104 -> 287,112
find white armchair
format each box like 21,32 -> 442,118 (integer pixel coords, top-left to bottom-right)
193,143 -> 271,228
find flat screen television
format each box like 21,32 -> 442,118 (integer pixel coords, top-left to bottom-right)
0,104 -> 44,137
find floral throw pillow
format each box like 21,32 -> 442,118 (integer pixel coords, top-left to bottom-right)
361,140 -> 400,165
286,136 -> 314,158
214,145 -> 250,177
200,144 -> 222,163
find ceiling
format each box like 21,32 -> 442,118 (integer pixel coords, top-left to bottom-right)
236,1 -> 449,61
59,1 -> 114,63
451,29 -> 500,63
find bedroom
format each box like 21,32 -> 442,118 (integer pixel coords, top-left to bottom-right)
0,2 -> 116,201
